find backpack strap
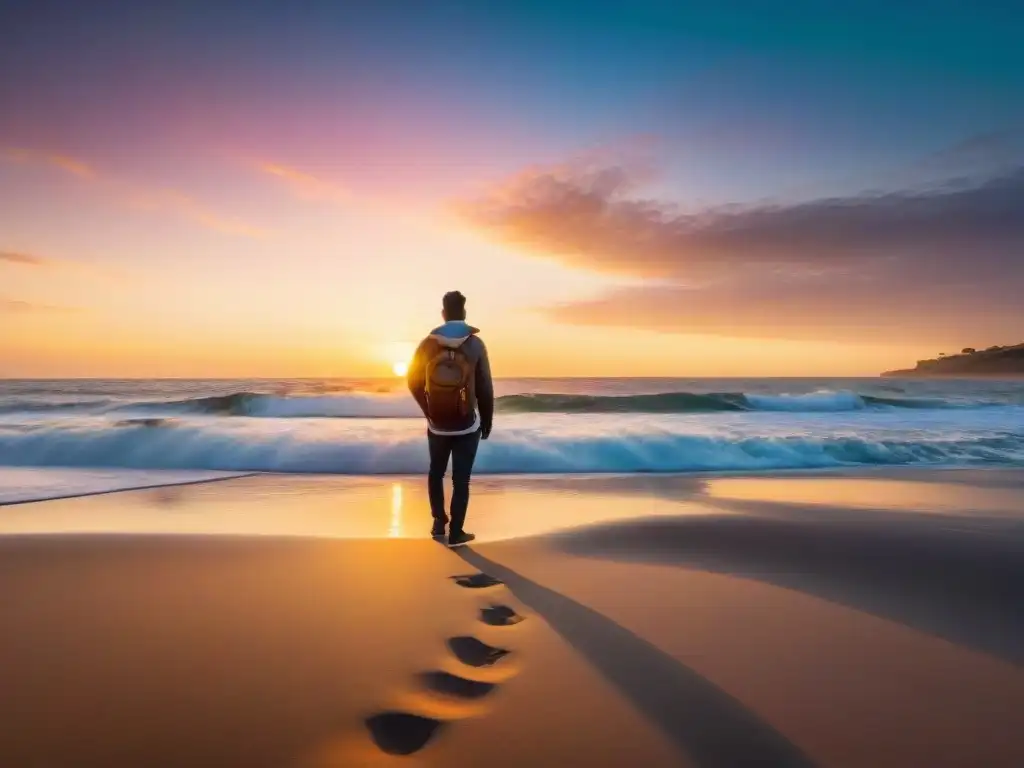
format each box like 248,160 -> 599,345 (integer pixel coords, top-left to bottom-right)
455,348 -> 473,379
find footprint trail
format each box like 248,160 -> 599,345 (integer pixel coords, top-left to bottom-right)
363,562 -> 526,756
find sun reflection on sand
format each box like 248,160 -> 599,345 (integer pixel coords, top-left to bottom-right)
0,474 -> 707,540
389,482 -> 404,537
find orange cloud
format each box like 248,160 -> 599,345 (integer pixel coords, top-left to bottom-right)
128,188 -> 271,239
46,153 -> 96,178
0,250 -> 49,266
257,161 -> 351,205
3,146 -> 267,239
0,248 -> 136,287
460,151 -> 1024,280
0,298 -> 81,314
2,147 -> 95,178
460,148 -> 1024,346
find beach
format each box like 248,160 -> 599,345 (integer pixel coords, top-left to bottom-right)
1,469 -> 1022,767
8,0 -> 1024,762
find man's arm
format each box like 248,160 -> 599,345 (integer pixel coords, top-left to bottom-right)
406,339 -> 430,418
475,339 -> 494,438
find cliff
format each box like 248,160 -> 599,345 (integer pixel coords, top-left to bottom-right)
882,343 -> 1024,377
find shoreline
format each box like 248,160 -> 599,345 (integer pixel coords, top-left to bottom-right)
4,462 -> 1024,508
3,466 -> 1024,543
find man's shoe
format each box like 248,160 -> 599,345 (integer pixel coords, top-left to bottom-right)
447,531 -> 476,547
431,525 -> 446,540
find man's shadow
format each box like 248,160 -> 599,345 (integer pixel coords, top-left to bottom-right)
551,506 -> 1024,665
453,546 -> 815,768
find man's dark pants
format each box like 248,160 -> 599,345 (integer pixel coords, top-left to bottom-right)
427,428 -> 481,535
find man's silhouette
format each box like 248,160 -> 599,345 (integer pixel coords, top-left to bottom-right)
406,291 -> 493,546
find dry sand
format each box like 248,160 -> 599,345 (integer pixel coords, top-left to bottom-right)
1,469 -> 1023,766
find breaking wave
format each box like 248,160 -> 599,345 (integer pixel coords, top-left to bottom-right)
0,420 -> 1021,474
500,391 -> 952,413
156,389 -> 978,416
0,389 -> 976,418
154,392 -> 420,418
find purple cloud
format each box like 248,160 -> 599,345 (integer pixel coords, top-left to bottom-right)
459,150 -> 1024,344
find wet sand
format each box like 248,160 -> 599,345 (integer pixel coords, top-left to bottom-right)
1,469 -> 1022,766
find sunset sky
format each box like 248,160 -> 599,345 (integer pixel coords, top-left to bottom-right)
2,0 -> 1023,378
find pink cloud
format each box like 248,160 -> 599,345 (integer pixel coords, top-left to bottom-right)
257,162 -> 352,205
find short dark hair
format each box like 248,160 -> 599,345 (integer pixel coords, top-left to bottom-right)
442,290 -> 467,320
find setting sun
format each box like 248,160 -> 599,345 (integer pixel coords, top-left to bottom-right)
383,343 -> 416,378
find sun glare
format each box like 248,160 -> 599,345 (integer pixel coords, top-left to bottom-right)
383,342 -> 415,378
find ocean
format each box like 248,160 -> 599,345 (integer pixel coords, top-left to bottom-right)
2,377 -> 1024,504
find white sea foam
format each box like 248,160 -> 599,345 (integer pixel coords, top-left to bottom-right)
1,379 -> 1023,500
0,409 -> 1022,475
0,387 -> 1005,418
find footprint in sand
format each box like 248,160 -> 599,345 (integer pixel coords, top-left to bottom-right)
447,635 -> 511,668
364,712 -> 445,756
364,572 -> 523,756
450,573 -> 504,589
480,604 -> 525,626
417,670 -> 498,700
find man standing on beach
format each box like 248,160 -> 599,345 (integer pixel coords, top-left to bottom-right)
407,291 -> 494,546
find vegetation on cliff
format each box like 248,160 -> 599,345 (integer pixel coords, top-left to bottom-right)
883,344 -> 1024,377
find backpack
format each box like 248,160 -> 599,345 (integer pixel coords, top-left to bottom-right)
424,340 -> 476,429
